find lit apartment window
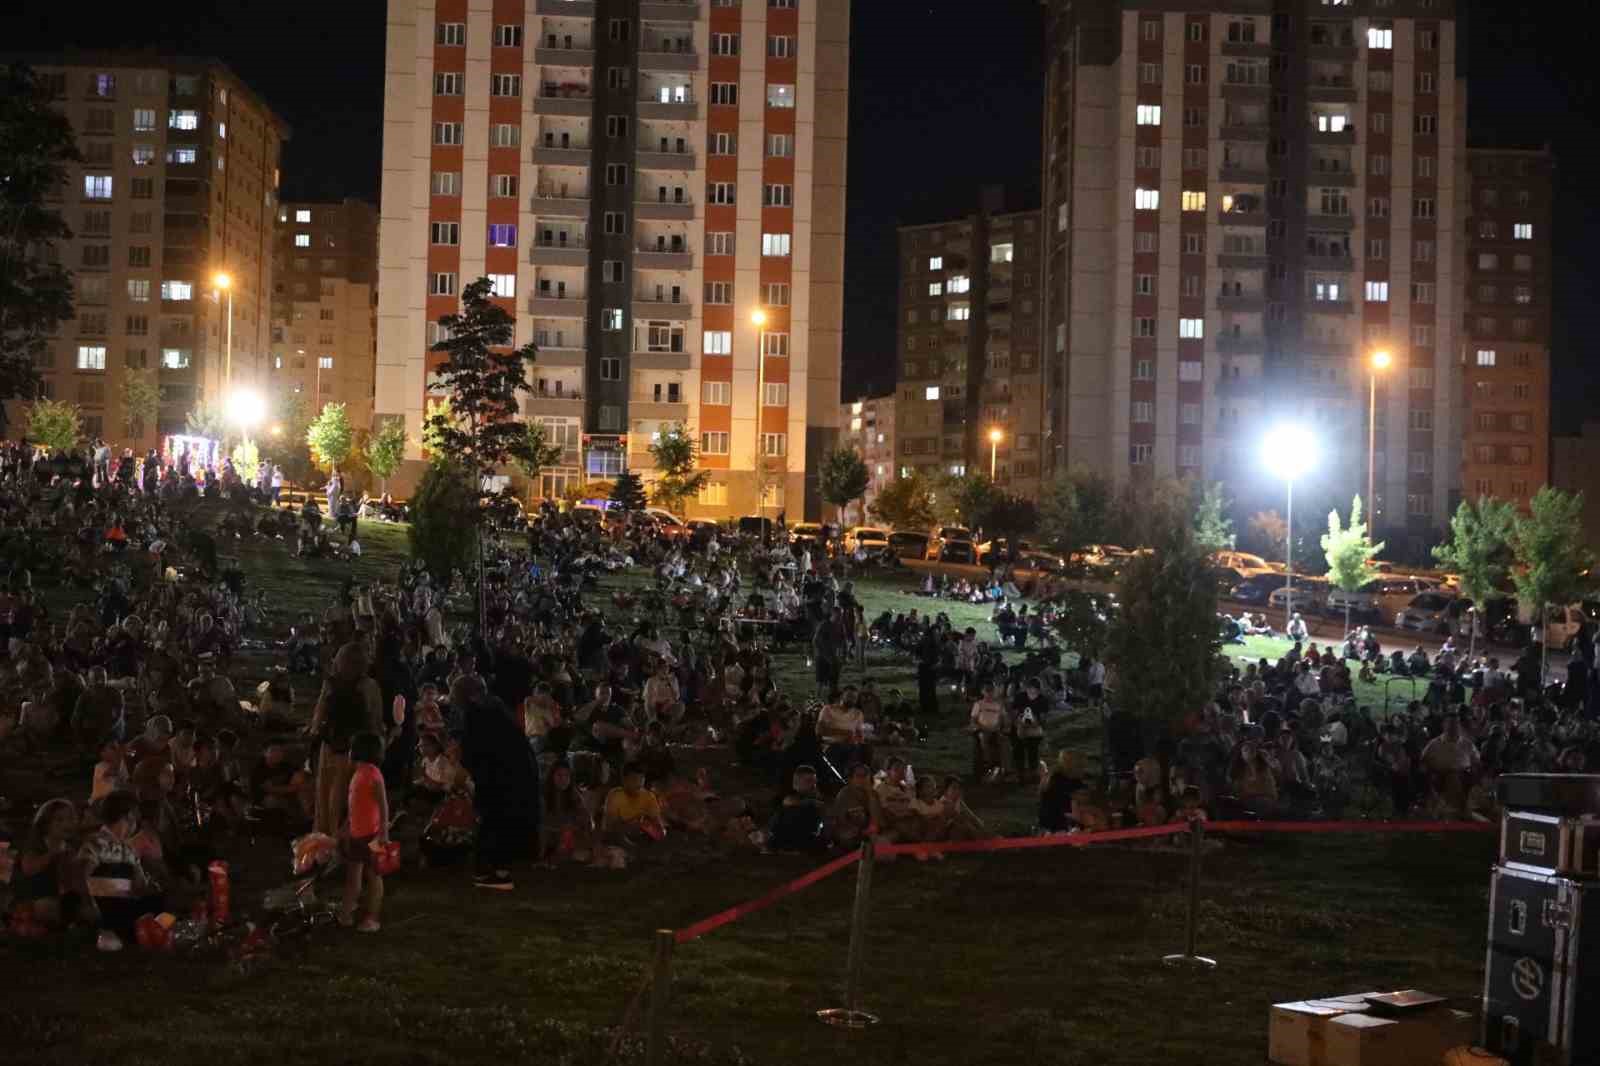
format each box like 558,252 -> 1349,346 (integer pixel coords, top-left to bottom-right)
925,386 -> 941,401
1364,281 -> 1388,302
1179,318 -> 1204,339
762,233 -> 792,257
1181,191 -> 1206,212
160,281 -> 193,301
488,224 -> 516,247
602,309 -> 624,331
1135,188 -> 1159,210
948,304 -> 970,321
767,84 -> 795,108
161,349 -> 190,369
127,279 -> 150,302
1514,223 -> 1533,240
83,175 -> 113,199
703,330 -> 732,354
318,356 -> 334,370
488,274 -> 515,298
1136,104 -> 1161,126
169,109 -> 198,130
927,282 -> 943,297
132,108 -> 156,131
1476,349 -> 1497,366
76,345 -> 107,370
947,275 -> 970,293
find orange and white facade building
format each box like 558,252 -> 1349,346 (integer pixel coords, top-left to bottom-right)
377,0 -> 848,516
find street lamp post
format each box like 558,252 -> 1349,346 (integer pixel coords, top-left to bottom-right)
1367,349 -> 1391,522
988,427 -> 1003,480
751,308 -> 767,516
214,272 -> 234,390
1263,425 -> 1318,633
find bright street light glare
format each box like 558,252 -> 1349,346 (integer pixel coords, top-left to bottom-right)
989,427 -> 1003,443
751,309 -> 767,327
1371,349 -> 1392,370
1261,424 -> 1317,482
213,272 -> 232,290
226,387 -> 266,430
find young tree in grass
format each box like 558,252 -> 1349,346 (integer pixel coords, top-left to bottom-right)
26,399 -> 81,453
1433,496 -> 1517,660
0,65 -> 80,435
1322,495 -> 1384,638
365,417 -> 408,495
1509,487 -> 1596,681
1192,481 -> 1236,551
306,401 -> 355,473
868,470 -> 938,532
1102,502 -> 1224,783
408,459 -> 480,578
121,370 -> 158,440
942,472 -> 999,532
230,439 -> 260,485
1037,467 -> 1117,560
609,468 -> 647,513
648,423 -> 710,516
817,445 -> 870,531
259,390 -> 313,487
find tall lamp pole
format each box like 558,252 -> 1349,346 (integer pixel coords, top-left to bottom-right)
1263,425 -> 1318,634
1367,349 -> 1390,520
213,272 -> 234,391
751,308 -> 768,516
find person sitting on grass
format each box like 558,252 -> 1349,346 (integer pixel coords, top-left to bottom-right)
872,757 -> 917,843
816,688 -> 868,770
1037,751 -> 1086,833
938,777 -> 986,841
77,790 -> 163,951
827,763 -> 879,851
538,762 -> 595,864
15,798 -> 81,928
768,765 -> 828,852
601,761 -> 666,849
90,736 -> 129,806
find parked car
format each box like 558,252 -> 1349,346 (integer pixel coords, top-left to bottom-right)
685,519 -> 721,536
1269,578 -> 1329,613
1211,550 -> 1275,578
789,522 -> 826,547
843,526 -> 890,553
938,539 -> 978,565
887,531 -> 931,559
927,525 -> 974,560
737,515 -> 777,539
1230,573 -> 1288,605
1326,575 -> 1440,618
643,507 -> 684,528
571,504 -> 607,525
1395,591 -> 1463,634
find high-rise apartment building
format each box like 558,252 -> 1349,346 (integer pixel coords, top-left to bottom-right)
895,201 -> 1045,493
13,54 -> 288,446
1041,1 -> 1466,551
377,0 -> 849,516
1460,147 -> 1551,512
838,391 -> 894,525
269,199 -> 379,429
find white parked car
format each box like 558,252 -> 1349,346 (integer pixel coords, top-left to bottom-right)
1269,579 -> 1329,613
643,507 -> 684,527
1395,591 -> 1462,634
843,526 -> 891,553
1327,575 -> 1440,617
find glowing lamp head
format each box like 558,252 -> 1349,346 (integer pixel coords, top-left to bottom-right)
1371,349 -> 1392,370
225,387 -> 266,430
1261,424 -> 1318,483
751,309 -> 767,327
213,272 -> 232,291
989,428 -> 1004,444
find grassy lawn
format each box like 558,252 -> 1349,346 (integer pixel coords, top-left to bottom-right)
0,522 -> 1494,1066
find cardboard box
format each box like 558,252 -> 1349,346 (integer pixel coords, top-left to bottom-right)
1270,1001 -> 1359,1066
1325,1014 -> 1412,1066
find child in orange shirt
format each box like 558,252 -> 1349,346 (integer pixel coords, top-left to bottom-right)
340,732 -> 390,933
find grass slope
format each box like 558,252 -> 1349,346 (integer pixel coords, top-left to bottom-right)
0,525 -> 1494,1066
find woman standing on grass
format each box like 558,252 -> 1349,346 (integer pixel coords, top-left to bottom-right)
308,642 -> 384,836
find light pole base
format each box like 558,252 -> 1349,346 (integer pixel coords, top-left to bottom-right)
1161,953 -> 1217,970
816,1008 -> 880,1029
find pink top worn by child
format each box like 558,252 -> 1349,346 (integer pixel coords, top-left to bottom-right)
347,762 -> 386,840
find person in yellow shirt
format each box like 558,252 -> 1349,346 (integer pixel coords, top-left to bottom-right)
601,761 -> 665,847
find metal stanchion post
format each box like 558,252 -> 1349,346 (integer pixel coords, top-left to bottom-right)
817,839 -> 881,1028
646,929 -> 675,1066
1162,820 -> 1217,969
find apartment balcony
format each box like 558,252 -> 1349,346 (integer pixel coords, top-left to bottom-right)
1216,333 -> 1265,355
1216,291 -> 1265,312
532,145 -> 592,166
530,239 -> 588,267
632,299 -> 692,321
536,46 -> 595,67
635,199 -> 694,221
638,47 -> 697,73
1220,40 -> 1270,58
1217,208 -> 1267,228
1304,252 -> 1355,271
1215,374 -> 1265,397
1218,164 -> 1267,184
1307,42 -> 1358,62
531,191 -> 589,217
1216,253 -> 1268,270
534,87 -> 592,116
528,295 -> 587,317
534,345 -> 586,367
636,149 -> 697,171
537,0 -> 594,15
630,394 -> 690,421
637,97 -> 696,121
1307,212 -> 1356,231
1308,81 -> 1358,104
631,350 -> 691,370
634,246 -> 693,270
1309,125 -> 1358,146
1309,168 -> 1357,187
640,1 -> 699,20
525,391 -> 585,416
1219,122 -> 1269,142
1220,80 -> 1270,101
1306,297 -> 1355,315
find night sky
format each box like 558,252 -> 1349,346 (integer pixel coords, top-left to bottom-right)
4,1 -> 1596,422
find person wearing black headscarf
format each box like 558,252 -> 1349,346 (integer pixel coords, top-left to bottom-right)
455,675 -> 540,891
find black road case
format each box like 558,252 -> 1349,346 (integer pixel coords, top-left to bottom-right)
1483,865 -> 1600,1065
1498,774 -> 1600,815
1501,810 -> 1600,879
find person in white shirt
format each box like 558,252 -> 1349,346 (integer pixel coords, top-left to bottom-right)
1420,714 -> 1481,817
642,660 -> 685,732
969,683 -> 1009,778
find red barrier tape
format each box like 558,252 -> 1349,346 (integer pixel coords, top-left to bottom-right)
673,849 -> 861,944
670,819 -> 1493,945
